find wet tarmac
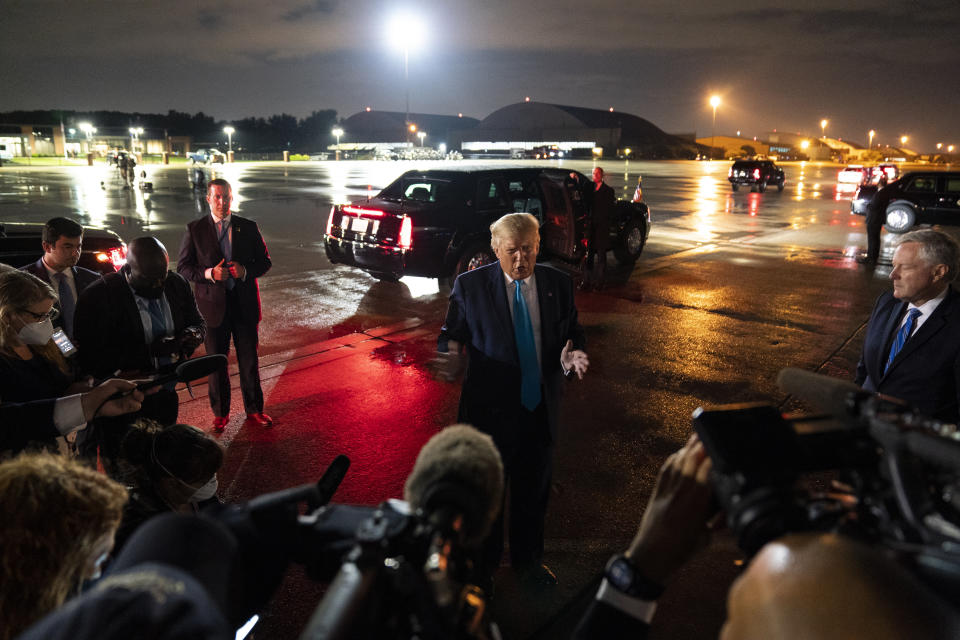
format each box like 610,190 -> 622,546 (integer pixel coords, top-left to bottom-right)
0,159 -> 917,638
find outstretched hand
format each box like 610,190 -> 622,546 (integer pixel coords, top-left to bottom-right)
561,339 -> 589,379
81,379 -> 145,421
625,434 -> 715,585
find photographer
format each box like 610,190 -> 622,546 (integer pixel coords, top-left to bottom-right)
574,434 -> 960,639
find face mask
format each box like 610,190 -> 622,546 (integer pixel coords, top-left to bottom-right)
191,475 -> 218,502
132,284 -> 164,299
18,318 -> 54,345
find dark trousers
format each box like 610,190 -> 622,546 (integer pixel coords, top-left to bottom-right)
584,246 -> 607,286
205,298 -> 263,417
484,402 -> 554,573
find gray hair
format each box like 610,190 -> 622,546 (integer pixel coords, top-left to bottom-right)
896,229 -> 960,282
489,213 -> 539,251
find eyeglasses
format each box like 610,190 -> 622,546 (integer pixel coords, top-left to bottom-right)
21,307 -> 60,323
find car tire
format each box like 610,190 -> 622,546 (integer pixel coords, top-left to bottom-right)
777,179 -> 785,192
758,181 -> 767,193
731,183 -> 739,192
884,201 -> 917,234
370,271 -> 401,282
454,241 -> 495,278
613,220 -> 646,264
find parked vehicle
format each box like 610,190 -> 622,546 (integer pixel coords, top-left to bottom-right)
869,164 -> 899,185
323,167 -> 651,281
728,159 -> 785,192
850,171 -> 960,234
187,148 -> 225,164
0,222 -> 126,274
837,165 -> 869,187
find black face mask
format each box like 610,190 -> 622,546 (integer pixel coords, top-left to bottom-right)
133,284 -> 164,299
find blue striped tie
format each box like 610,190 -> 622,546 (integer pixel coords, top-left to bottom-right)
218,219 -> 234,290
53,272 -> 75,340
513,280 -> 541,411
885,308 -> 921,374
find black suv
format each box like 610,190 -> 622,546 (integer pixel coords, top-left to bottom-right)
0,222 -> 127,273
728,159 -> 786,192
852,172 -> 960,234
323,167 -> 651,281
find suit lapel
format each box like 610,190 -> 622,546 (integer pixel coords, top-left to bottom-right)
877,298 -> 907,379
114,273 -> 148,345
886,288 -> 956,375
487,264 -> 516,359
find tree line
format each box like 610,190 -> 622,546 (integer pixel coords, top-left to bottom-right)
0,109 -> 339,153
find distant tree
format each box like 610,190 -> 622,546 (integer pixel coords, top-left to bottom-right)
861,149 -> 884,163
299,110 -> 338,150
740,144 -> 756,157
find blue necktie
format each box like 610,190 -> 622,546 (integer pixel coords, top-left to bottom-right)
513,280 -> 541,411
885,308 -> 922,374
54,272 -> 75,340
218,219 -> 234,290
147,298 -> 173,381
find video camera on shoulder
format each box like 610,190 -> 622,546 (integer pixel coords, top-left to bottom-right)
693,368 -> 960,603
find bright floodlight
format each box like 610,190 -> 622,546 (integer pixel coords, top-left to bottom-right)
387,12 -> 426,52
223,126 -> 235,135
331,127 -> 344,137
79,122 -> 93,134
900,135 -> 908,145
709,95 -> 721,108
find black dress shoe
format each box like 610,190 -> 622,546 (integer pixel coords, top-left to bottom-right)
517,563 -> 558,587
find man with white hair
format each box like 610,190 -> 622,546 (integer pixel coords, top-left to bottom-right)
855,228 -> 960,422
438,212 -> 589,590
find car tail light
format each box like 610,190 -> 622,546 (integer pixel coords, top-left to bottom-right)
398,215 -> 413,250
728,167 -> 733,177
95,244 -> 127,271
343,205 -> 385,217
753,168 -> 760,180
326,206 -> 335,236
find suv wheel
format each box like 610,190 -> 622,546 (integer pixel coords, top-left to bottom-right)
613,220 -> 646,264
454,241 -> 495,278
884,201 -> 918,234
757,181 -> 767,193
777,179 -> 785,192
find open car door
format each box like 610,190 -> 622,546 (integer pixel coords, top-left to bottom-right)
537,171 -> 586,262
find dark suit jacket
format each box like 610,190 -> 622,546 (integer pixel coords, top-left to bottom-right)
590,183 -> 615,251
20,258 -> 100,333
0,398 -> 60,454
73,268 -> 205,378
439,263 -> 585,445
176,214 -> 271,328
855,286 -> 960,422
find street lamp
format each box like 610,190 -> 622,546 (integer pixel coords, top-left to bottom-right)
331,127 -> 344,160
417,131 -> 426,147
79,122 -> 95,153
868,129 -> 875,149
223,126 -> 235,153
129,127 -> 143,152
937,142 -> 943,151
900,135 -> 908,147
819,118 -> 828,157
387,12 -> 426,142
949,145 -> 955,153
709,95 -> 721,159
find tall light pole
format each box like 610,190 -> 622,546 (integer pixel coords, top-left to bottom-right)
129,127 -> 143,153
417,131 -> 426,147
900,135 -> 908,149
388,13 -> 426,144
709,95 -> 721,159
331,127 -> 343,160
868,129 -> 875,149
79,122 -> 95,154
223,125 -> 235,153
820,118 -> 828,157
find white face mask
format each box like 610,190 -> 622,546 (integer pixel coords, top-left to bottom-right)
18,317 -> 54,345
191,475 -> 219,502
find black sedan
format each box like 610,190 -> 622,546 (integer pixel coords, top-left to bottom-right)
323,167 -> 651,281
851,172 -> 960,234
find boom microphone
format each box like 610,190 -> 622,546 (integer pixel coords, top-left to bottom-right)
777,367 -> 867,419
403,424 -> 504,548
135,354 -> 228,390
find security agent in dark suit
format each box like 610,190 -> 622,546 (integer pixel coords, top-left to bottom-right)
74,237 -> 204,438
855,228 -> 960,422
437,212 -> 589,588
177,178 -> 273,431
20,216 -> 100,341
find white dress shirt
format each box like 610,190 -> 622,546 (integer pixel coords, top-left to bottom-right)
42,258 -> 78,302
897,286 -> 948,334
502,270 -> 542,370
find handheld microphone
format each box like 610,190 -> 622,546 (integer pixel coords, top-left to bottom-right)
403,424 -> 504,548
134,354 -> 227,391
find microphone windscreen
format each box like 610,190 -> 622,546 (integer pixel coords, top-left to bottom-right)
176,354 -> 228,382
404,424 -> 504,548
777,367 -> 862,418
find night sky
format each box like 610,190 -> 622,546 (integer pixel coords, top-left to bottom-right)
3,0 -> 958,151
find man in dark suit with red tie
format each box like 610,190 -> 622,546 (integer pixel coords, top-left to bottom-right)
20,217 -> 100,341
438,213 -> 589,589
855,228 -> 960,422
177,178 -> 273,431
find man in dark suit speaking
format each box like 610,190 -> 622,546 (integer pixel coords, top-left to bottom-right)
856,228 -> 960,422
437,212 -> 589,588
178,178 -> 272,431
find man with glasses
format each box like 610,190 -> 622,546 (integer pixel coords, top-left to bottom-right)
21,217 -> 100,341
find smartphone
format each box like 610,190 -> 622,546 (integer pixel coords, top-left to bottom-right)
52,329 -> 77,358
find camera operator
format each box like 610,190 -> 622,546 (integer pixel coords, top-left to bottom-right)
574,434 -> 960,639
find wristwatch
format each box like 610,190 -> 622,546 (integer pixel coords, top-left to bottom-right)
604,554 -> 665,600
